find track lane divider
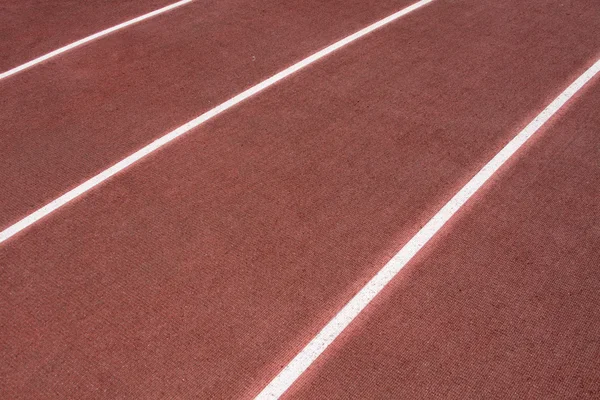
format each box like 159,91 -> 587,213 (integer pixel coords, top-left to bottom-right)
0,0 -> 193,80
254,58 -> 600,399
0,0 -> 434,243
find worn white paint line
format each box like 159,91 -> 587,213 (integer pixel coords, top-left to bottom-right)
0,0 -> 433,243
255,59 -> 600,399
0,0 -> 193,80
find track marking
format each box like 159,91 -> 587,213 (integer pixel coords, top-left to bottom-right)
255,59 -> 600,399
0,0 -> 193,80
0,0 -> 433,243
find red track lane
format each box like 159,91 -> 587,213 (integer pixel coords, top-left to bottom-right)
0,0 -> 178,72
287,80 -> 600,400
1,0 -> 599,398
0,0 -> 420,228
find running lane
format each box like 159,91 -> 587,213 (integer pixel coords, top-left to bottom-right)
0,0 -> 422,229
0,0 -> 182,72
1,0 -> 599,399
286,77 -> 600,400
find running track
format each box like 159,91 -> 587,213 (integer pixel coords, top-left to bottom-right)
1,0 -> 599,398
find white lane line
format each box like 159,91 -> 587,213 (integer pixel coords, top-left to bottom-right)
255,59 -> 600,399
0,0 -> 434,243
0,0 -> 193,80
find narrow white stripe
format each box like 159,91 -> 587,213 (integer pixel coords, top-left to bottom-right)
0,0 -> 193,80
0,0 -> 433,243
255,59 -> 600,399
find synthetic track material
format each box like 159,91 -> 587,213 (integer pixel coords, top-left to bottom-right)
287,77 -> 600,400
0,0 -> 193,80
0,0 -> 433,243
1,0 -> 599,398
0,0 -> 422,229
257,59 -> 600,399
0,0 -> 181,72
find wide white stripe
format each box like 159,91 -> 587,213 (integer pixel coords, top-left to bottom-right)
0,0 -> 193,80
0,0 -> 433,243
255,59 -> 600,399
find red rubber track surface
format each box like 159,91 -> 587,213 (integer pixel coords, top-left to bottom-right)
0,0 -> 419,228
1,0 -> 599,398
287,80 -> 600,400
0,0 -> 178,71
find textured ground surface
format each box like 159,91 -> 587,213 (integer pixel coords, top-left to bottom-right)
1,0 -> 599,398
